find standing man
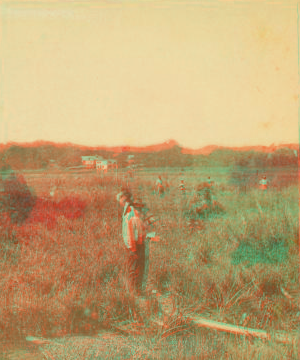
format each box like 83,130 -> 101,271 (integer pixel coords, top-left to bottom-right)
207,176 -> 214,187
155,175 -> 164,196
259,175 -> 268,191
117,188 -> 148,296
179,179 -> 186,195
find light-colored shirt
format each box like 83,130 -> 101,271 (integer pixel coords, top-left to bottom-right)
122,203 -> 145,252
156,179 -> 163,187
259,179 -> 267,185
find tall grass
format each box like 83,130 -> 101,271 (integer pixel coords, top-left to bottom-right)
1,169 -> 299,359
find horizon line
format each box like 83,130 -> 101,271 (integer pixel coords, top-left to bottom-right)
0,139 -> 298,150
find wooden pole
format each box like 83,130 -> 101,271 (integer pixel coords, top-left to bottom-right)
189,315 -> 294,344
26,336 -> 64,346
155,295 -> 297,345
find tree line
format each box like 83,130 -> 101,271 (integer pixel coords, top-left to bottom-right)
0,144 -> 297,171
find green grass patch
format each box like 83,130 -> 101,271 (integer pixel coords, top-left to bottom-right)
231,239 -> 289,266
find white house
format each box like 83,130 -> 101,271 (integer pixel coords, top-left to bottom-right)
96,159 -> 118,172
81,155 -> 103,169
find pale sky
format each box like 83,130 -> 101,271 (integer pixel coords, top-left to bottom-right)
0,0 -> 298,148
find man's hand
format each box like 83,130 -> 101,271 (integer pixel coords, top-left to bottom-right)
151,236 -> 160,242
146,232 -> 156,238
146,232 -> 160,242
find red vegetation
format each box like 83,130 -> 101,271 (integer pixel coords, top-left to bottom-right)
29,197 -> 87,229
0,196 -> 87,231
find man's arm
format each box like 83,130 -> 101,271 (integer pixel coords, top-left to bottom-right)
127,217 -> 137,252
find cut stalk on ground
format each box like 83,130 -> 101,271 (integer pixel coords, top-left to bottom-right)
155,293 -> 298,345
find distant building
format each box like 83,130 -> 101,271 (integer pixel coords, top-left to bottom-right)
96,159 -> 118,173
128,155 -> 135,165
81,155 -> 103,169
49,159 -> 56,168
48,159 -> 59,169
127,155 -> 135,168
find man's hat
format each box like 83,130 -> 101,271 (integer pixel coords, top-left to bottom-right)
116,187 -> 133,203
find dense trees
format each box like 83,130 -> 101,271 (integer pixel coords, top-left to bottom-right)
0,143 -> 297,170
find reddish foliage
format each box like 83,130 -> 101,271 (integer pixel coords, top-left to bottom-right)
56,197 -> 86,219
20,196 -> 87,230
30,199 -> 57,229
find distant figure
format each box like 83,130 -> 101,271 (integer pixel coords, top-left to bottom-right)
155,175 -> 164,196
207,177 -> 213,187
179,179 -> 186,195
259,175 -> 268,191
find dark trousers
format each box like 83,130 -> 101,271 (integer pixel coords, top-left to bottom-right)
127,242 -> 146,295
158,186 -> 164,196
